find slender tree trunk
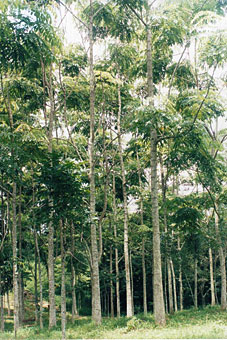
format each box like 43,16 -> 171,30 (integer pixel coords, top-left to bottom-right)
147,24 -> 165,325
71,224 -> 78,322
112,172 -> 120,318
160,157 -> 173,314
12,182 -> 19,337
33,178 -> 43,329
194,258 -> 198,309
0,273 -> 4,332
60,220 -> 66,340
110,244 -> 114,318
214,210 -> 226,310
130,251 -> 134,315
18,187 -> 24,325
42,60 -> 57,329
136,150 -> 147,315
167,259 -> 173,314
170,259 -> 178,312
164,260 -> 168,313
117,80 -> 133,317
34,249 -> 39,324
36,231 -> 43,329
142,238 -> 147,315
178,237 -> 183,310
209,248 -> 215,306
7,291 -> 10,316
89,1 -> 101,324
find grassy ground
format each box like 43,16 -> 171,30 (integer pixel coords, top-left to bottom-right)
1,306 -> 227,339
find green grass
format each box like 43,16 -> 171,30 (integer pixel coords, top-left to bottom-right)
0,306 -> 227,339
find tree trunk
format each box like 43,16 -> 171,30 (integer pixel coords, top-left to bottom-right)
36,231 -> 43,329
18,187 -> 24,325
112,172 -> 120,318
137,150 -> 147,315
12,182 -> 19,337
7,291 -> 10,316
130,251 -> 134,315
167,259 -> 173,314
170,259 -> 178,312
117,80 -> 133,317
42,60 -> 57,329
194,258 -> 198,309
89,1 -> 101,324
214,210 -> 226,310
34,249 -> 39,324
147,24 -> 166,325
71,224 -> 78,322
209,248 -> 215,306
178,237 -> 183,311
164,260 -> 168,313
110,244 -> 114,318
60,220 -> 66,340
0,273 -> 4,332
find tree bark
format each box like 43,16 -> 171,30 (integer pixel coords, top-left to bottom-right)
147,25 -> 166,325
209,248 -> 215,306
117,80 -> 133,317
89,0 -> 101,324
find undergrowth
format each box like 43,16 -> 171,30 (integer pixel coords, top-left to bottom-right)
0,305 -> 226,339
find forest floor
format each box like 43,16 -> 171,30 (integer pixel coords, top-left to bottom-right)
1,305 -> 227,339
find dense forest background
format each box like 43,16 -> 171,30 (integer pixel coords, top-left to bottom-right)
0,0 -> 226,338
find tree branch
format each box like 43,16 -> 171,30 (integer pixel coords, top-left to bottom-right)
0,184 -> 12,197
56,0 -> 89,30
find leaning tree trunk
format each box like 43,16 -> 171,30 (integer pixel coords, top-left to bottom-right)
89,1 -> 101,324
209,247 -> 215,306
117,80 -> 133,317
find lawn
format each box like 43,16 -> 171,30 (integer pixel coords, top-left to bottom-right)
0,306 -> 227,339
